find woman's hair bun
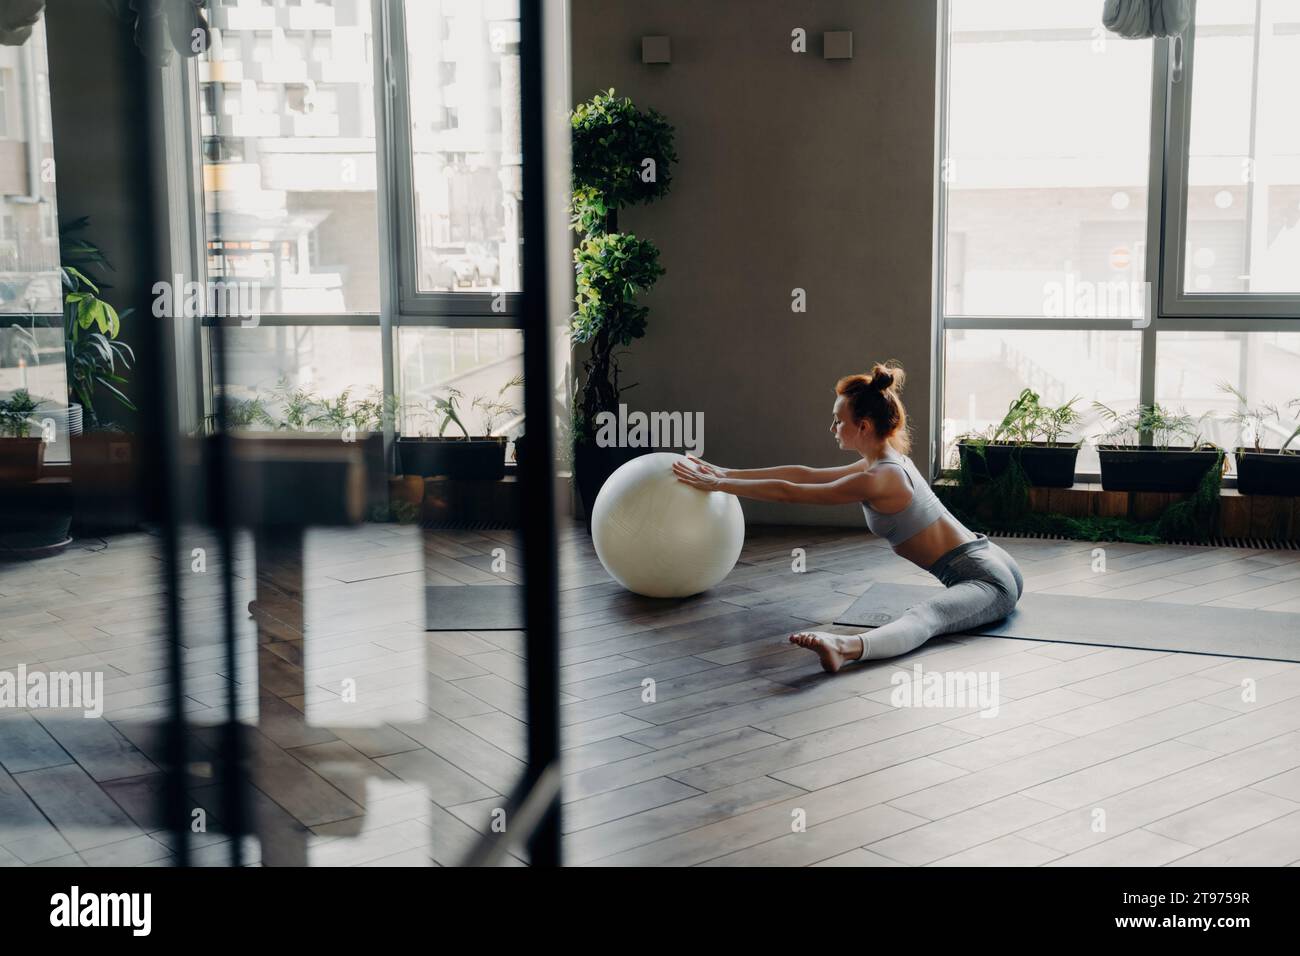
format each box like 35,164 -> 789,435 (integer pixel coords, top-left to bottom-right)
868,362 -> 904,392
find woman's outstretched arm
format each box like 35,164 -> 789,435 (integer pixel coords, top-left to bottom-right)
673,459 -> 876,505
686,455 -> 865,484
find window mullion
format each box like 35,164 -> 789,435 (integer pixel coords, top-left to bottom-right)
1141,33 -> 1173,422
372,0 -> 400,462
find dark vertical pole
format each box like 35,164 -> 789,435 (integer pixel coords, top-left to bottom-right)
137,16 -> 189,868
517,0 -> 562,865
201,60 -> 247,869
208,316 -> 246,867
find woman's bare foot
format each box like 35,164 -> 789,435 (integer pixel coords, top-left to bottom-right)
788,631 -> 865,673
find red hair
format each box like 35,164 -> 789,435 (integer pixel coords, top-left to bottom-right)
835,361 -> 911,455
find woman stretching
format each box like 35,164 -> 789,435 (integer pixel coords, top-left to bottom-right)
672,362 -> 1023,672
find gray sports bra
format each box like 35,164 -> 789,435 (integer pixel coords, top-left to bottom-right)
860,454 -> 951,547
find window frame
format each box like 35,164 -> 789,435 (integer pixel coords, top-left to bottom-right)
0,68 -> 9,138
934,0 -> 1300,484
382,0 -> 523,328
1160,8 -> 1300,318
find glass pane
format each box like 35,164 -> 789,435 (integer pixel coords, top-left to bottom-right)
0,321 -> 69,462
404,0 -> 522,293
1184,0 -> 1300,293
1156,331 -> 1300,470
0,15 -> 60,315
943,329 -> 1143,475
0,16 -> 66,464
200,1 -> 381,313
945,0 -> 1152,318
215,325 -> 383,426
398,327 -> 524,440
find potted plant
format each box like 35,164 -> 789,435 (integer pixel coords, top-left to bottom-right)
569,89 -> 676,520
225,395 -> 276,431
60,221 -> 142,534
0,389 -> 45,483
0,387 -> 72,557
957,389 -> 1083,488
61,220 -> 136,430
1219,382 -> 1300,496
397,377 -> 521,480
1093,401 -> 1223,492
269,378 -> 322,432
201,384 -> 390,525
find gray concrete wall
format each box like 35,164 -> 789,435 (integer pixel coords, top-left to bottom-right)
571,0 -> 938,525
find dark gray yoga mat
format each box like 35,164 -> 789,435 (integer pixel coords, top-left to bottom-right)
835,582 -> 1300,662
425,585 -> 524,631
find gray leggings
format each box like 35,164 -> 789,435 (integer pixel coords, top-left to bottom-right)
858,534 -> 1024,661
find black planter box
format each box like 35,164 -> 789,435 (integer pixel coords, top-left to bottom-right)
1234,447 -> 1300,496
957,441 -> 1080,488
398,437 -> 507,480
221,433 -> 372,527
1097,445 -> 1222,493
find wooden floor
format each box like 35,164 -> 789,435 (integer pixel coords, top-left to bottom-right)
2,520 -> 1299,866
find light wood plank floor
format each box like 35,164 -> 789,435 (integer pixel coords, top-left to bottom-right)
1,522 -> 1298,867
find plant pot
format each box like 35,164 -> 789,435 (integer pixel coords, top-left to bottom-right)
957,441 -> 1080,488
71,432 -> 145,534
573,442 -> 651,527
0,512 -> 73,558
219,432 -> 372,527
1097,445 -> 1222,493
397,436 -> 507,480
66,403 -> 84,438
1234,447 -> 1300,496
0,436 -> 45,483
0,461 -> 72,558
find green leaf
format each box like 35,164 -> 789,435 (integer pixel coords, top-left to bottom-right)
77,296 -> 98,329
94,378 -> 136,411
103,301 -> 120,338
64,266 -> 100,294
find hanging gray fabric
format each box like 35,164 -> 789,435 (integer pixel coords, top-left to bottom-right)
0,0 -> 45,46
1102,0 -> 1191,39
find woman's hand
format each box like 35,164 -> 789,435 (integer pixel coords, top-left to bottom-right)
684,454 -> 728,479
672,457 -> 727,493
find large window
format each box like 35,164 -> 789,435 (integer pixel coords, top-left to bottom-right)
1177,0 -> 1300,297
195,0 -> 524,445
201,1 -> 381,315
940,0 -> 1300,478
403,0 -> 521,296
945,0 -> 1153,319
0,16 -> 68,462
388,0 -> 524,439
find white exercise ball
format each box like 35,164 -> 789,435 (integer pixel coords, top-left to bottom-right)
592,452 -> 746,598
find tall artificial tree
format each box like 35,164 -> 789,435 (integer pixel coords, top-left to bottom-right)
568,89 -> 677,450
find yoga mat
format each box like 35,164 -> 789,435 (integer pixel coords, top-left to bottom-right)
835,582 -> 1300,663
425,585 -> 524,631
